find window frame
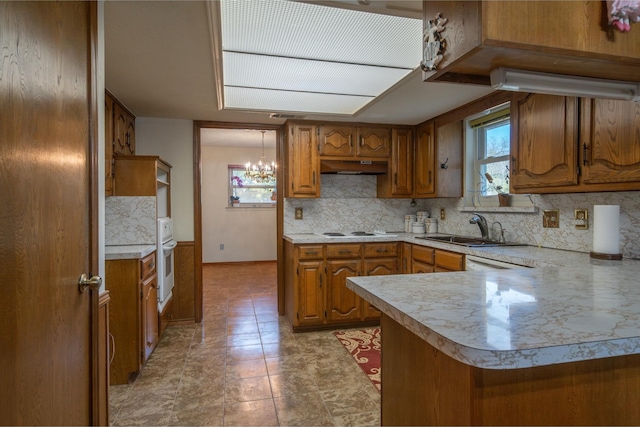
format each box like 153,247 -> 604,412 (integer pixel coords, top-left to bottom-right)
228,165 -> 277,208
463,103 -> 530,208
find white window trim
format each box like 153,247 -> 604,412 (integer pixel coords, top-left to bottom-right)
463,103 -> 533,210
228,165 -> 277,208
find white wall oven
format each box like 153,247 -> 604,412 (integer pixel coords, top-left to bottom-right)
157,217 -> 177,312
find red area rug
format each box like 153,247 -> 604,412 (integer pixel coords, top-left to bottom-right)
334,328 -> 381,391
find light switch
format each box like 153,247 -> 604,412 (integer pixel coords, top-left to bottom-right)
543,210 -> 559,228
295,207 -> 303,220
575,209 -> 588,230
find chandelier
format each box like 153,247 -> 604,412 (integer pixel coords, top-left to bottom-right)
245,130 -> 276,182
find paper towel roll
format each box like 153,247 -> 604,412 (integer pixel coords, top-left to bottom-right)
592,205 -> 620,255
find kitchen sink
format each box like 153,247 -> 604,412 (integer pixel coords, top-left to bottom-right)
415,235 -> 526,247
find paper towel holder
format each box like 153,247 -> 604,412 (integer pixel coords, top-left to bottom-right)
590,251 -> 622,260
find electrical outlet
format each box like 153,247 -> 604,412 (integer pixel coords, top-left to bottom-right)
543,209 -> 560,228
295,207 -> 303,220
575,209 -> 588,230
219,244 -> 224,250
440,208 -> 446,221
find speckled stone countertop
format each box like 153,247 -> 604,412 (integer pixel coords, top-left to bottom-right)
284,233 -> 640,369
105,244 -> 156,260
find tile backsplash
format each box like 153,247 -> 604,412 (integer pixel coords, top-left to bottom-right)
106,196 -> 157,245
284,175 -> 640,259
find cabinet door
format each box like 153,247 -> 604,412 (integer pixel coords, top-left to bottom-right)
296,260 -> 325,326
326,259 -> 362,323
511,94 -> 579,190
125,114 -> 135,155
113,102 -> 128,156
434,250 -> 464,272
412,260 -> 434,274
318,125 -> 354,157
287,123 -> 320,197
390,128 -> 414,196
436,120 -> 463,197
581,98 -> 640,184
105,94 -> 114,196
357,126 -> 390,158
142,275 -> 158,362
415,121 -> 436,197
401,243 -> 412,273
362,258 -> 397,320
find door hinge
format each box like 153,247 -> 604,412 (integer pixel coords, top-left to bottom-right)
140,350 -> 144,361
296,312 -> 299,320
140,289 -> 143,298
324,310 -> 327,318
296,266 -> 299,275
577,165 -> 581,176
111,158 -> 116,177
316,128 -> 320,136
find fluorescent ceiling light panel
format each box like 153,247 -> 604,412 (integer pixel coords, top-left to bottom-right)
491,68 -> 640,101
219,0 -> 422,115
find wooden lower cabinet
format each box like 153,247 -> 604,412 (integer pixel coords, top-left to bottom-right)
285,241 -> 399,331
411,244 -> 464,273
106,251 -> 158,384
382,314 -> 640,426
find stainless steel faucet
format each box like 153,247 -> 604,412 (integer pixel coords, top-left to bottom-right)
492,221 -> 506,243
470,213 -> 489,239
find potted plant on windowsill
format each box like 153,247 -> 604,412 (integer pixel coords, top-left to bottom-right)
484,165 -> 510,207
230,195 -> 240,207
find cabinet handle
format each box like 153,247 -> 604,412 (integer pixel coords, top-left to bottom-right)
511,156 -> 517,174
376,248 -> 388,253
583,143 -> 588,166
394,173 -> 398,185
304,251 -> 318,256
428,170 -> 432,184
149,262 -> 155,269
349,135 -> 352,147
312,171 -> 316,185
339,250 -> 351,255
360,136 -> 363,147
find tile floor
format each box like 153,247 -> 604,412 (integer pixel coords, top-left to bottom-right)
109,262 -> 381,426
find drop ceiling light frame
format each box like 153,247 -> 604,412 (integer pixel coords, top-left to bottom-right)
213,0 -> 423,116
490,67 -> 640,101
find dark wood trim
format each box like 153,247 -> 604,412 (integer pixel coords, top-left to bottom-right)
173,241 -> 196,322
192,121 -> 284,323
87,2 -> 101,424
97,291 -> 111,426
277,126 -> 285,315
203,260 -> 277,267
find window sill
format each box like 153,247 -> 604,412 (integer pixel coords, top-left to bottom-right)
459,206 -> 538,214
226,204 -> 276,210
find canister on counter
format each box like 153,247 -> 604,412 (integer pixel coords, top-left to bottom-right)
425,218 -> 438,234
412,222 -> 426,234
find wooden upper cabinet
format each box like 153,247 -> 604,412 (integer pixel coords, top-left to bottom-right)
435,119 -> 463,198
286,123 -> 320,198
357,126 -> 391,158
113,101 -> 134,156
378,128 -> 413,198
414,121 -> 436,198
510,94 -> 579,191
581,98 -> 640,185
422,1 -> 640,84
318,125 -> 355,157
105,93 -> 115,196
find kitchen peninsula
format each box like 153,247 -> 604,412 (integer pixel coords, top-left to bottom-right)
346,252 -> 640,426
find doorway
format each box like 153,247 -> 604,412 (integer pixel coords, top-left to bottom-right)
193,122 -> 284,318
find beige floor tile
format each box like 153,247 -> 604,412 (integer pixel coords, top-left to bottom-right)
273,391 -> 334,426
331,410 -> 381,427
227,344 -> 265,362
225,375 -> 273,403
262,340 -> 301,358
227,332 -> 262,347
226,358 -> 268,380
268,371 -> 320,398
223,399 -> 279,426
320,387 -> 380,418
265,354 -> 308,376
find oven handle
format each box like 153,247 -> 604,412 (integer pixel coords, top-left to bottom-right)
163,240 -> 177,251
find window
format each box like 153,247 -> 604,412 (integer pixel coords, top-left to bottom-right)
464,104 -> 528,208
228,165 -> 276,207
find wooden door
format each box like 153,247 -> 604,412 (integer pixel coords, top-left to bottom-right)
415,121 -> 436,197
296,260 -> 325,326
326,259 -> 362,322
581,98 -> 640,184
357,126 -> 391,158
0,2 -> 98,425
143,276 -> 159,361
436,119 -> 464,197
286,123 -> 320,197
318,125 -> 354,157
390,128 -> 414,196
510,94 -> 579,190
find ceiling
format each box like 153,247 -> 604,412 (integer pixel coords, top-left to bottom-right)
104,0 -> 494,135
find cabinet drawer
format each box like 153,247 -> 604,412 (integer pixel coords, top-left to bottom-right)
435,250 -> 464,271
326,244 -> 362,258
363,243 -> 398,258
297,245 -> 324,260
412,245 -> 435,265
140,252 -> 156,281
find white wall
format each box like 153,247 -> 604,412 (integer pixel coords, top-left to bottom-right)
134,118 -> 194,242
201,145 -> 277,263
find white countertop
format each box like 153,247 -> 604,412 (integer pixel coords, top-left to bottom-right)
105,244 -> 156,260
284,232 -> 640,370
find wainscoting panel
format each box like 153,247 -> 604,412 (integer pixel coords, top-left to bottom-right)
173,242 -> 196,323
